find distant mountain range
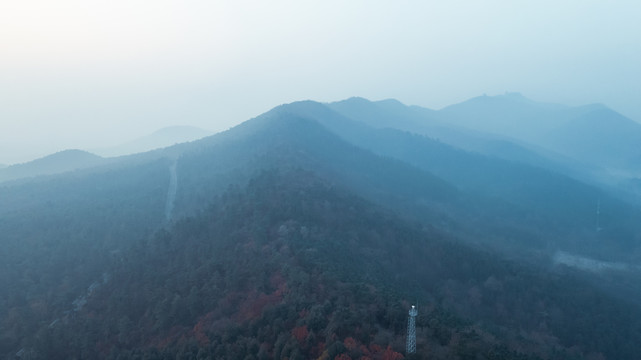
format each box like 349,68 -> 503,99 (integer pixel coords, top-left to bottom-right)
0,149 -> 105,183
0,126 -> 213,183
542,108 -> 641,172
331,93 -> 641,180
447,94 -> 641,176
2,94 -> 641,359
6,96 -> 640,185
93,125 -> 213,158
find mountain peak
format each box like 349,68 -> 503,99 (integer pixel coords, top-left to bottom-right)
461,92 -> 538,106
274,99 -> 327,112
501,91 -> 526,99
29,149 -> 102,164
262,100 -> 338,124
0,149 -> 104,182
374,98 -> 407,110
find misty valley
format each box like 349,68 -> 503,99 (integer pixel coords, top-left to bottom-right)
2,94 -> 641,359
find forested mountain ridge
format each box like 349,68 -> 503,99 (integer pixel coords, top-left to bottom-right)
245,100 -> 641,261
328,94 -> 641,184
0,109 -> 463,359
432,93 -> 641,178
26,170 -> 641,359
2,96 -> 641,359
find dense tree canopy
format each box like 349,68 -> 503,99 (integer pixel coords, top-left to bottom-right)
3,100 -> 641,359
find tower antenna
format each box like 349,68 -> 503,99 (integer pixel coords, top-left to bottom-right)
406,304 -> 418,354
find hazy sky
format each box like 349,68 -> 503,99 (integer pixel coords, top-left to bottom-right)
1,0 -> 640,164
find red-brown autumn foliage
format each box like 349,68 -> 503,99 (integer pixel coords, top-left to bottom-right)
344,337 -> 358,351
381,345 -> 404,360
292,325 -> 309,344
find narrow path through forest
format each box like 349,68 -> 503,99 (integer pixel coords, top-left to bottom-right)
164,160 -> 178,221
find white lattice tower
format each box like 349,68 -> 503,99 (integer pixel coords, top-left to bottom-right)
406,305 -> 418,354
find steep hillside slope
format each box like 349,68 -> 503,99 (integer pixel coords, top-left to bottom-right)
0,110 -> 461,359
25,170 -> 641,359
269,101 -> 641,261
3,99 -> 641,359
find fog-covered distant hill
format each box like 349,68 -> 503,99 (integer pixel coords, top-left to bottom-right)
3,96 -> 641,359
543,108 -> 641,174
327,97 -> 575,170
330,94 -> 641,192
0,149 -> 105,183
438,92 -> 574,140
432,93 -> 641,178
94,125 -> 213,157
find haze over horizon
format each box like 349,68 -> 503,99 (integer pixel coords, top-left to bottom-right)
2,0 -> 640,164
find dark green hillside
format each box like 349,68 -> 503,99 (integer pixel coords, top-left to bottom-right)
172,112 -> 458,219
0,112 -> 460,359
0,110 -> 461,359
335,125 -> 641,255
27,170 -> 641,359
260,101 -> 641,260
0,160 -> 170,356
3,99 -> 641,359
